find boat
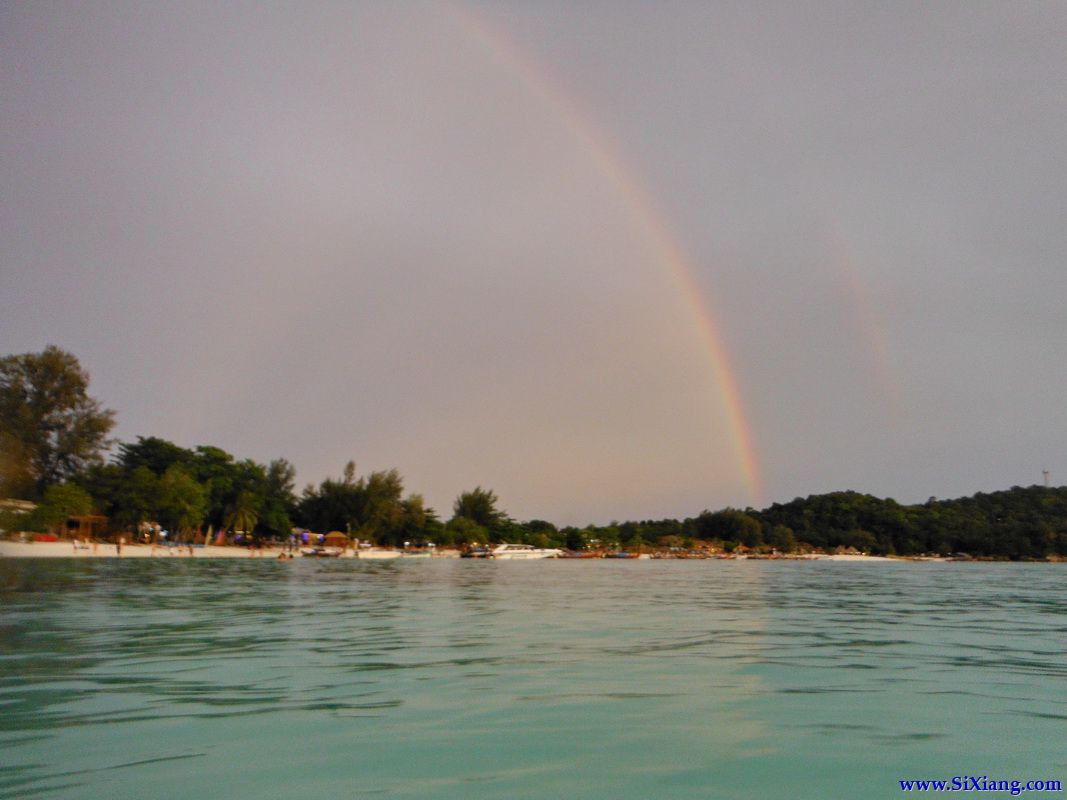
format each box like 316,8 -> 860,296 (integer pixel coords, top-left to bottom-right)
301,547 -> 343,558
355,548 -> 402,560
489,543 -> 562,559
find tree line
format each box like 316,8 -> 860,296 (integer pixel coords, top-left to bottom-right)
3,346 -> 1066,558
0,347 -> 555,546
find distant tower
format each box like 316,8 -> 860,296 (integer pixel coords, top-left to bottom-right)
1043,468 -> 1050,487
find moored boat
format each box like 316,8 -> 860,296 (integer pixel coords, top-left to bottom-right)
490,543 -> 562,559
301,547 -> 343,558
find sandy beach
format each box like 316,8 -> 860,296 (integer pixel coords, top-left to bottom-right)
0,540 -> 905,561
0,540 -> 288,559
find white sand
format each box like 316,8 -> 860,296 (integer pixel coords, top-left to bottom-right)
0,540 -> 466,560
0,540 -> 905,561
0,540 -> 287,559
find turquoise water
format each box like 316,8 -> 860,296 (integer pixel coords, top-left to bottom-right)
1,559 -> 1065,799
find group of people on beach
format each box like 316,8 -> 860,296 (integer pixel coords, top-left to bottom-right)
68,536 -> 128,555
67,534 -> 200,557
69,535 -> 125,555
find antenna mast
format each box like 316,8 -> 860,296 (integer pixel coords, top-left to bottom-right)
1042,468 -> 1050,487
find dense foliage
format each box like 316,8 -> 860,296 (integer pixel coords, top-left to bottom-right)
748,488 -> 1067,558
77,437 -> 298,541
3,347 -> 1067,557
295,461 -> 440,547
0,346 -> 115,498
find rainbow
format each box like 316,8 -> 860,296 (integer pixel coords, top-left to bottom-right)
824,227 -> 905,424
448,3 -> 764,505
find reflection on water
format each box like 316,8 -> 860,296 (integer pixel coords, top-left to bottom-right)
1,560 -> 1065,799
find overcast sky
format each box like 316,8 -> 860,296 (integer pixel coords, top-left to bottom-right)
3,1 -> 1066,524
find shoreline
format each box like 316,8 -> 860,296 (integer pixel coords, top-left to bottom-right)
0,540 -> 287,559
0,540 -> 471,560
0,540 -> 934,561
2,542 -> 1060,562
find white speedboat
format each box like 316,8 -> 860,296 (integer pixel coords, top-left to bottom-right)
489,543 -> 562,559
356,548 -> 401,560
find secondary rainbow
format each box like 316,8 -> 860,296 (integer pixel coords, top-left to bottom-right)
823,227 -> 905,425
449,3 -> 764,505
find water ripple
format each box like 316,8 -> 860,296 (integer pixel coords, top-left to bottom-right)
1,559 -> 1065,799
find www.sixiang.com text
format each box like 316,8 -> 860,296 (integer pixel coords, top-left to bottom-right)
900,777 -> 1062,795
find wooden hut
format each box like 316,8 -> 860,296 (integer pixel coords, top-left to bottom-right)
323,531 -> 352,551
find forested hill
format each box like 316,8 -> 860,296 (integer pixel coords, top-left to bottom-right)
750,486 -> 1067,558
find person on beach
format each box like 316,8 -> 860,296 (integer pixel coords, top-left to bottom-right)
117,535 -> 124,556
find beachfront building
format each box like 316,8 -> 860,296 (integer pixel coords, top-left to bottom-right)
65,515 -> 109,541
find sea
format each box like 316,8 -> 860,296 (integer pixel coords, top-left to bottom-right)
1,559 -> 1065,799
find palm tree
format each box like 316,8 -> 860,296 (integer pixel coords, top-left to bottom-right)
227,491 -> 259,541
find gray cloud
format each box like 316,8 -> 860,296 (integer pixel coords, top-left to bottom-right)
3,1 -> 1065,523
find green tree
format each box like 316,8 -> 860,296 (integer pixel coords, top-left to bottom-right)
117,436 -> 193,475
158,465 -> 207,537
0,346 -> 116,498
562,526 -> 587,551
452,487 -> 504,528
295,462 -> 419,544
445,516 -> 487,547
389,493 -> 438,546
81,438 -> 178,531
112,466 -> 161,530
258,458 -> 296,539
361,469 -> 405,540
692,509 -> 763,548
189,446 -> 240,529
767,524 -> 797,553
29,482 -> 93,532
297,474 -> 362,533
